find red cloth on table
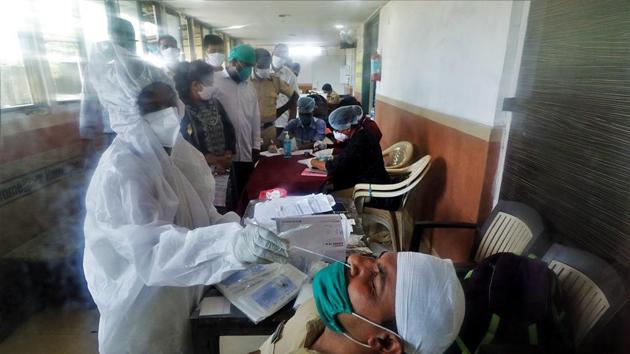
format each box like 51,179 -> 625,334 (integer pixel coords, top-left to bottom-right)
236,155 -> 328,215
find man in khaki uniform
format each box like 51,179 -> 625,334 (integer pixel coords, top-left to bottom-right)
252,48 -> 298,149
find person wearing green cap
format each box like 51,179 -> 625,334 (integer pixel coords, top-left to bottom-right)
212,44 -> 261,209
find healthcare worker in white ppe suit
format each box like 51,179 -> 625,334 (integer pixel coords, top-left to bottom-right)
83,18 -> 288,354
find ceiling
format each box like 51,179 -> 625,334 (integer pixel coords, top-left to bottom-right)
159,0 -> 387,47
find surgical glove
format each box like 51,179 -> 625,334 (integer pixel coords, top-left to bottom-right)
233,225 -> 289,264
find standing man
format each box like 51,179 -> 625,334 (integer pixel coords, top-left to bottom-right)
271,43 -> 299,136
212,44 -> 260,208
203,34 -> 226,72
290,62 -> 301,77
157,34 -> 180,78
251,48 -> 298,150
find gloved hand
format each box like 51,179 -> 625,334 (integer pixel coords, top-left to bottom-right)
233,225 -> 289,264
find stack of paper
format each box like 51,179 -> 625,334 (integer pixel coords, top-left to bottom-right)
277,214 -> 349,273
253,194 -> 335,231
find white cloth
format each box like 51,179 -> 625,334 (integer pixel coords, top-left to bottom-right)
395,252 -> 465,354
212,70 -> 261,162
273,65 -> 298,128
83,41 -> 244,354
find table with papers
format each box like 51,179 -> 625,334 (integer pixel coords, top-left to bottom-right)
190,197 -> 370,354
236,154 -> 331,215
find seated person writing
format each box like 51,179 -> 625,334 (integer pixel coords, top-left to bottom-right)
279,96 -> 326,150
337,96 -> 382,143
175,60 -> 235,174
255,252 -> 464,354
310,106 -> 389,191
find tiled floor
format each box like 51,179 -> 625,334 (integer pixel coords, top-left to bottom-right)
0,307 -> 267,354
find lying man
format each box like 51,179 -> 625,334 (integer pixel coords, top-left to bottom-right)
254,252 -> 465,354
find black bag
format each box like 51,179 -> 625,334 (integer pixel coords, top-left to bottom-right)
447,253 -> 573,354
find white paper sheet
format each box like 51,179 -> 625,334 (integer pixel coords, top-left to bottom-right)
277,214 -> 347,271
253,194 -> 335,231
260,150 -> 282,157
313,148 -> 334,158
291,149 -> 313,156
199,296 -> 231,316
297,158 -> 311,167
213,174 -> 229,207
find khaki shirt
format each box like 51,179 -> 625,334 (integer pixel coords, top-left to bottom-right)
252,74 -> 294,124
258,299 -> 325,354
326,91 -> 340,105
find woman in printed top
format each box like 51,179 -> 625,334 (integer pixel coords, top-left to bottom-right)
174,60 -> 235,174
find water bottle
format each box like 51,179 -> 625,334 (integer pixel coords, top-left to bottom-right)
369,107 -> 376,120
283,132 -> 292,159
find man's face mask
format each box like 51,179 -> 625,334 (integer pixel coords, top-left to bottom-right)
160,47 -> 179,65
272,55 -> 285,68
228,62 -> 252,82
300,115 -> 312,127
313,262 -> 401,348
144,107 -> 181,148
255,68 -> 271,79
206,52 -> 225,67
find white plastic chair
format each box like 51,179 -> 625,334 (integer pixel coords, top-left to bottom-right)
353,155 -> 431,251
382,141 -> 413,173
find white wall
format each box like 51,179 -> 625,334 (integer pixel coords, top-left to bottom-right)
292,48 -> 347,91
376,1 -> 516,126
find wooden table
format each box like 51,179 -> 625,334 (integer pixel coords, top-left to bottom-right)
236,155 -> 328,215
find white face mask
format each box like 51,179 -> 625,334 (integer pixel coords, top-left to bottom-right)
198,84 -> 214,100
255,68 -> 271,79
205,52 -> 225,67
160,47 -> 179,65
272,55 -> 285,68
144,107 -> 181,148
334,131 -> 349,142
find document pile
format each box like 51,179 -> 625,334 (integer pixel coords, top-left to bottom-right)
216,263 -> 307,323
278,214 -> 351,273
252,193 -> 335,231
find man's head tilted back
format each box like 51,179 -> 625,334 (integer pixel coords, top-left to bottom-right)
313,252 -> 465,354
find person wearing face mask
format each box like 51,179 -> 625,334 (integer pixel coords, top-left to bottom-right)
271,43 -> 299,136
279,96 -> 326,150
83,41 -> 289,354
203,34 -> 226,72
336,96 -> 382,144
158,34 -> 181,78
174,60 -> 235,176
211,44 -> 261,209
291,62 -> 301,77
251,48 -> 298,149
310,105 -> 389,191
253,252 -> 465,354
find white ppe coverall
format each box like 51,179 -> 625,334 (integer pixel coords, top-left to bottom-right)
83,42 -> 245,354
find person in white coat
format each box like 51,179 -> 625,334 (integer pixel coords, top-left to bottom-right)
82,32 -> 289,353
